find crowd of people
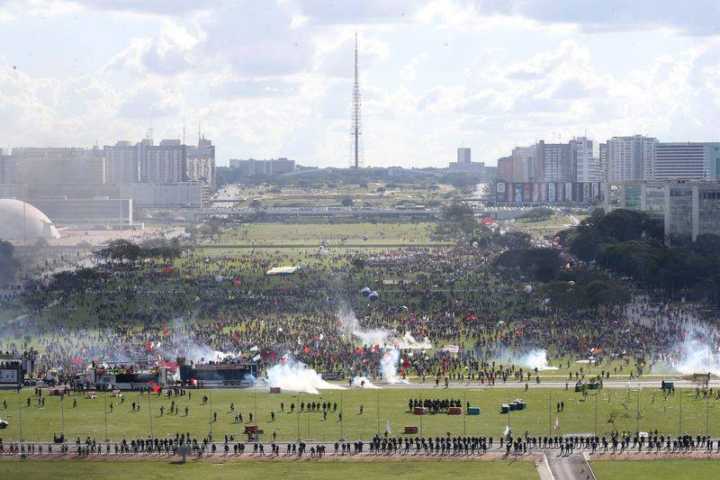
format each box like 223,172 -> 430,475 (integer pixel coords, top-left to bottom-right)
0,238 -> 717,388
4,433 -> 720,458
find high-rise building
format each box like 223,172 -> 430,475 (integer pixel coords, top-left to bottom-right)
599,143 -> 608,182
228,158 -> 296,177
140,139 -> 186,184
653,142 -> 720,180
570,137 -> 602,183
496,156 -> 513,182
606,135 -> 657,182
0,152 -> 16,184
11,147 -> 106,185
187,137 -> 216,186
536,141 -> 573,182
104,137 -> 215,185
457,148 -> 471,165
510,145 -> 536,183
105,141 -> 140,184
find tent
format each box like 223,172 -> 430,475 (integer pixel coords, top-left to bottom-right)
266,266 -> 299,276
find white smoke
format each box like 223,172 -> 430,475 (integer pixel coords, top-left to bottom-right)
667,325 -> 720,376
380,349 -> 408,384
517,349 -> 558,371
337,306 -> 390,347
266,355 -> 346,395
495,348 -> 558,371
337,306 -> 421,384
351,376 -> 380,389
337,306 -> 431,349
393,332 -> 432,350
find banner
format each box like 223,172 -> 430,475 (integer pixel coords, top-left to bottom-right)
0,369 -> 18,384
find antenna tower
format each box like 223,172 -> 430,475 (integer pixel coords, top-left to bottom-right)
351,33 -> 362,169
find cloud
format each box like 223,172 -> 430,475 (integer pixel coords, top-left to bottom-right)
211,78 -> 299,98
291,0 -> 422,24
118,86 -> 179,118
72,0 -> 205,15
466,0 -> 720,36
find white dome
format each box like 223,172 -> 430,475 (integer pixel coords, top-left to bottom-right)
0,199 -> 60,241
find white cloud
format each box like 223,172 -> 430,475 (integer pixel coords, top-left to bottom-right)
0,0 -> 719,168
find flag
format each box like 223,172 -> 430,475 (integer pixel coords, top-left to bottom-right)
554,415 -> 560,431
149,381 -> 161,394
385,419 -> 392,435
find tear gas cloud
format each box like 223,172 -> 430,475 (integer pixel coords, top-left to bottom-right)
380,348 -> 408,384
654,324 -> 720,376
266,355 -> 346,394
351,376 -> 380,389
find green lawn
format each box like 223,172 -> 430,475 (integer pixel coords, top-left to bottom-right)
0,459 -> 538,480
216,223 -> 441,246
1,387 -> 718,442
591,460 -> 720,480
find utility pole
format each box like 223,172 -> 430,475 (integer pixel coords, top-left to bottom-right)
148,389 -> 153,439
594,392 -> 598,437
463,390 -> 467,435
209,389 -> 213,438
104,390 -> 109,441
635,388 -> 640,435
706,394 -> 710,437
547,392 -> 551,437
376,388 -> 380,435
297,394 -> 301,441
18,393 -> 23,442
679,390 -> 683,436
60,395 -> 65,436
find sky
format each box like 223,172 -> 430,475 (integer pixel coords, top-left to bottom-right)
0,0 -> 719,168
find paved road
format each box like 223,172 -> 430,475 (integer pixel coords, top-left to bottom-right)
547,452 -> 594,480
315,379 -> 720,391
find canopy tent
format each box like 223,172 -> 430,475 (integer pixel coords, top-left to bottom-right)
266,266 -> 299,276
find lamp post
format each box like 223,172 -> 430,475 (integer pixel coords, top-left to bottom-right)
104,391 -> 109,441
147,389 -> 154,439
60,395 -> 65,437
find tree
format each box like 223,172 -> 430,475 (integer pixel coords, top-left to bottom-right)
341,196 -> 354,207
96,239 -> 141,263
442,201 -> 474,223
495,248 -> 562,282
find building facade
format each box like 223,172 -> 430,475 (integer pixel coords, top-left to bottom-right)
570,137 -> 602,183
31,198 -> 133,225
228,158 -> 296,177
653,142 -> 720,180
0,153 -> 16,184
536,141 -> 573,182
104,137 -> 216,186
606,135 -> 657,182
456,147 -> 471,165
104,141 -> 140,184
11,147 -> 107,185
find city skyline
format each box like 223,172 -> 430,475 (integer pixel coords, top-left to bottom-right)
1,1 -> 720,168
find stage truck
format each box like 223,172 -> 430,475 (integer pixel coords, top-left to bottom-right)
178,358 -> 258,388
0,355 -> 24,390
76,362 -> 167,391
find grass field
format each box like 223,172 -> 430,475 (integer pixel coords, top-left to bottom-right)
506,214 -> 587,239
0,459 -> 539,480
216,223 -> 441,246
1,386 -> 718,442
591,459 -> 720,480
